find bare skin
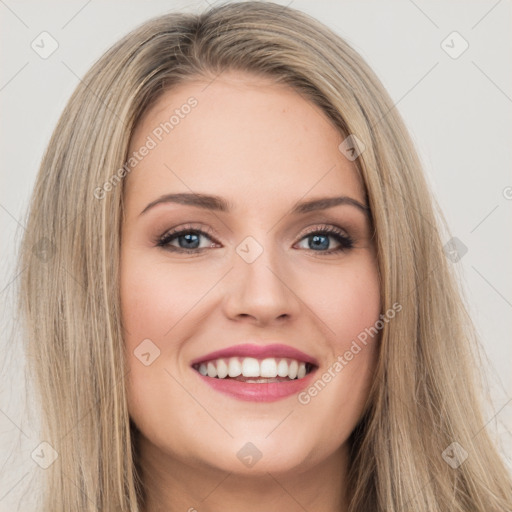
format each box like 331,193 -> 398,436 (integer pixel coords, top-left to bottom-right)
120,71 -> 381,512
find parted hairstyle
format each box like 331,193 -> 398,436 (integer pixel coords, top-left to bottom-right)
16,1 -> 512,511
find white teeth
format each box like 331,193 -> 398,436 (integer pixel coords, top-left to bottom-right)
207,361 -> 217,378
216,358 -> 228,379
242,357 -> 260,377
260,358 -> 278,378
196,356 -> 313,380
277,359 -> 289,377
288,360 -> 298,379
228,357 -> 242,377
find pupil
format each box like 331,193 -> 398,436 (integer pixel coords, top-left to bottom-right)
181,233 -> 199,249
311,234 -> 328,250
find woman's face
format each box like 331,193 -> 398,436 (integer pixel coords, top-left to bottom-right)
120,71 -> 381,477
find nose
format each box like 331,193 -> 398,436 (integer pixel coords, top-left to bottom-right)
222,240 -> 301,326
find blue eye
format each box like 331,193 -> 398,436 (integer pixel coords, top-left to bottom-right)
296,226 -> 354,253
156,224 -> 354,254
156,224 -> 217,253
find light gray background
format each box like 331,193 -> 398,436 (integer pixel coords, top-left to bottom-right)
1,1 -> 511,510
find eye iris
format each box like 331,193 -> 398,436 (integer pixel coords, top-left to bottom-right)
310,234 -> 329,250
179,232 -> 200,249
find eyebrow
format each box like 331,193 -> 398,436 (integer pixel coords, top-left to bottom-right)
139,192 -> 370,216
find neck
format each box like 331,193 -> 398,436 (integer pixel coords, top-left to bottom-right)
137,435 -> 350,512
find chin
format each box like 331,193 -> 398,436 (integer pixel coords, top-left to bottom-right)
189,433 -> 316,475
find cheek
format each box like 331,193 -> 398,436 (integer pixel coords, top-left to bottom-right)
292,263 -> 380,452
300,255 -> 381,346
120,249 -> 216,431
120,255 -> 189,439
294,255 -> 381,409
120,250 -> 206,346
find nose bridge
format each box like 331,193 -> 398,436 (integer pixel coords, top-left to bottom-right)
223,233 -> 299,323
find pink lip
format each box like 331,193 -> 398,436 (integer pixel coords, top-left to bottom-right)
195,370 -> 318,402
190,343 -> 319,366
190,343 -> 319,403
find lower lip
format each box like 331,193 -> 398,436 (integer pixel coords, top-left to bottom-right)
194,369 -> 317,402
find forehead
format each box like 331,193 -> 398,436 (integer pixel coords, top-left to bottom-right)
124,72 -> 365,215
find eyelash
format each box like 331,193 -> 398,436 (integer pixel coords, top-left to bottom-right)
155,223 -> 354,255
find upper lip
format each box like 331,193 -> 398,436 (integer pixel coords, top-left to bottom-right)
190,343 -> 319,367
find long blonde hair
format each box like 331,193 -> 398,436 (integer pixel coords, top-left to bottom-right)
17,1 -> 512,511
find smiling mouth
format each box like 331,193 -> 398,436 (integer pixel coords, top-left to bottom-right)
192,356 -> 316,383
